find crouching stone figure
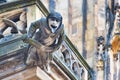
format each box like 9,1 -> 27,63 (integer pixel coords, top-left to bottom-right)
24,11 -> 65,70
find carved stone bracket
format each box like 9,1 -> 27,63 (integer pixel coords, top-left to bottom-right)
54,41 -> 87,80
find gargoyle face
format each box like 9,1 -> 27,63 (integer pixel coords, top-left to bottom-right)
48,17 -> 60,33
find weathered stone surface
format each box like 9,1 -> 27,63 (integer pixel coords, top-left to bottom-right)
0,51 -> 26,79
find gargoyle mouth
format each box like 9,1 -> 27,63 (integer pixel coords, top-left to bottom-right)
51,25 -> 57,28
